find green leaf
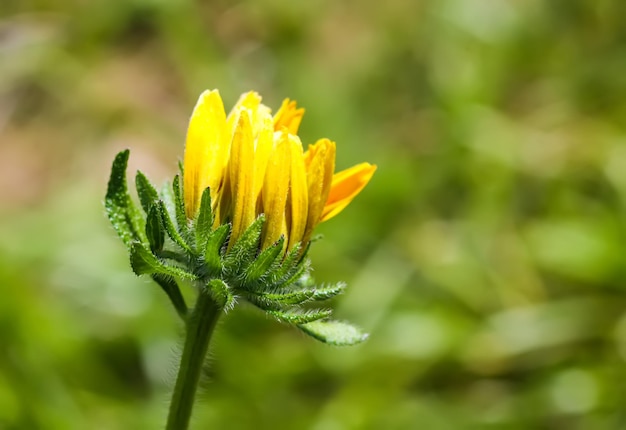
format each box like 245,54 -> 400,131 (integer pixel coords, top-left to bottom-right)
206,279 -> 234,309
105,150 -> 145,248
195,187 -> 213,252
297,320 -> 369,346
130,242 -> 196,280
204,224 -> 230,276
157,200 -> 193,253
145,205 -> 165,252
135,170 -> 159,214
172,175 -> 188,236
242,236 -> 285,285
268,308 -> 332,325
151,274 -> 187,319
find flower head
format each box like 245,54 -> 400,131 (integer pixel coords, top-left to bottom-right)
183,90 -> 376,252
105,88 -> 375,354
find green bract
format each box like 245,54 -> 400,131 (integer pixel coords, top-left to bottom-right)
105,149 -> 367,346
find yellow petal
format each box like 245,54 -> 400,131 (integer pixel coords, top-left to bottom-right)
285,134 -> 309,250
273,99 -> 305,135
227,109 -> 256,247
320,163 -> 377,222
227,91 -> 261,132
252,104 -> 272,135
260,132 -> 291,249
183,90 -> 228,219
214,169 -> 231,227
303,139 -> 335,240
252,111 -> 274,200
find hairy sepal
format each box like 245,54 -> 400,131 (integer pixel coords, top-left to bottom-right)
203,224 -> 230,276
223,215 -> 264,277
145,205 -> 165,253
105,150 -> 146,248
135,170 -> 159,214
268,308 -> 332,325
172,175 -> 189,238
130,242 -> 196,280
195,187 -> 213,253
242,236 -> 285,286
157,200 -> 193,253
206,279 -> 234,310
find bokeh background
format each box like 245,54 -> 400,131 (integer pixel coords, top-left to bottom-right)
2,1 -> 626,429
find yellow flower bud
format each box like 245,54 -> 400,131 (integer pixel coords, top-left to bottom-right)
182,90 -> 376,252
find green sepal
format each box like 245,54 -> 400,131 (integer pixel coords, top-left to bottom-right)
151,274 -> 187,319
297,241 -> 312,265
277,259 -> 310,290
297,320 -> 368,346
203,224 -> 230,276
205,279 -> 234,310
308,282 -> 346,301
242,288 -> 313,309
172,175 -> 188,237
145,205 -> 165,253
160,181 -> 176,220
293,272 -> 314,289
268,308 -> 332,324
244,282 -> 344,310
242,236 -> 285,286
157,200 -> 193,253
130,242 -> 196,280
105,150 -> 146,248
256,289 -> 314,305
223,215 -> 265,276
195,187 -> 213,253
156,250 -> 188,265
241,293 -> 282,311
135,170 -> 159,214
268,243 -> 303,286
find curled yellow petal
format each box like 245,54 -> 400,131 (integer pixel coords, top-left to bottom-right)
183,90 -> 228,219
260,132 -> 291,249
274,99 -> 304,135
303,142 -> 320,170
321,163 -> 377,222
227,109 -> 256,247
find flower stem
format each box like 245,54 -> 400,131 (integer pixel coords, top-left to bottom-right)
166,289 -> 222,430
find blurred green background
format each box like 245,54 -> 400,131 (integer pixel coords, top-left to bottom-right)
2,0 -> 626,429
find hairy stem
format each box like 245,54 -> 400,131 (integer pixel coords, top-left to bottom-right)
166,289 -> 222,430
